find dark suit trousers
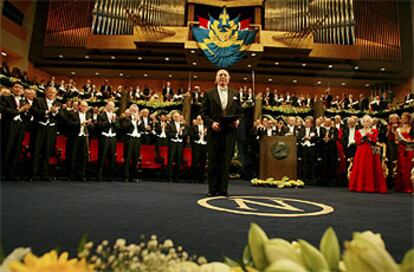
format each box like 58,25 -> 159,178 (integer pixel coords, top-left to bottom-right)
321,143 -> 337,183
191,143 -> 207,182
123,136 -> 141,179
155,137 -> 168,161
207,129 -> 237,194
97,135 -> 116,180
167,141 -> 183,181
301,146 -> 316,182
32,125 -> 56,177
2,120 -> 25,177
141,134 -> 152,145
70,136 -> 88,179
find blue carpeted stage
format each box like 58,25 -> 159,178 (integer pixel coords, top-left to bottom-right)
1,180 -> 412,262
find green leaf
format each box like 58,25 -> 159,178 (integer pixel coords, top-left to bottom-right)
224,256 -> 240,268
320,227 -> 340,271
77,233 -> 89,254
401,249 -> 414,272
248,223 -> 269,270
298,240 -> 329,272
243,245 -> 252,266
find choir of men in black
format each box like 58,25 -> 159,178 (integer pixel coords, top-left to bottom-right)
252,115 -> 362,186
0,82 -> 209,182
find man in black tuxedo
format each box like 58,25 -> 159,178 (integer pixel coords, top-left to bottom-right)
359,93 -> 369,111
100,79 -> 112,99
120,104 -> 142,182
320,118 -> 338,185
1,82 -> 31,180
263,87 -> 273,106
31,86 -> 62,181
191,86 -> 203,104
67,100 -> 93,181
153,113 -> 168,162
139,108 -> 152,144
166,112 -> 188,182
341,116 -> 358,160
162,81 -> 174,102
298,117 -> 317,183
284,116 -> 300,137
200,69 -> 242,196
96,101 -> 119,181
190,115 -> 208,183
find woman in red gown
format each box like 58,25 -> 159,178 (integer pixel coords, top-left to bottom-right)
394,112 -> 414,193
349,115 -> 387,193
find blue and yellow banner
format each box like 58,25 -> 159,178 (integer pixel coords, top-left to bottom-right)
192,8 -> 257,68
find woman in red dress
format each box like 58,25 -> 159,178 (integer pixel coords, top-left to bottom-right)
394,112 -> 414,193
349,115 -> 387,193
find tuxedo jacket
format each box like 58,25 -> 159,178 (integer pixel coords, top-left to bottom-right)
67,111 -> 94,136
119,116 -> 142,135
1,95 -> 25,122
162,87 -> 174,97
200,87 -> 242,129
139,117 -> 152,134
97,112 -> 119,134
31,97 -> 62,125
320,127 -> 338,144
342,126 -> 358,148
191,124 -> 207,142
297,127 -> 318,145
166,121 -> 188,141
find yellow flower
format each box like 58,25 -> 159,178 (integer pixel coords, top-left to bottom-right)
9,250 -> 94,272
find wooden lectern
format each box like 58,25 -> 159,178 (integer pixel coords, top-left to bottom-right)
259,136 -> 297,180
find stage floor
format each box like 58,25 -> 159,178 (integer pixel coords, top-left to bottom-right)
1,180 -> 413,262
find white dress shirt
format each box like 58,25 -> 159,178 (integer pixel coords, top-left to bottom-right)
348,127 -> 356,146
127,117 -> 141,138
218,87 -> 228,111
78,112 -> 87,136
102,111 -> 116,137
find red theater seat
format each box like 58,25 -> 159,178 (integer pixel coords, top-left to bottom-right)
89,138 -> 99,164
182,147 -> 192,169
140,145 -> 162,169
116,141 -> 124,165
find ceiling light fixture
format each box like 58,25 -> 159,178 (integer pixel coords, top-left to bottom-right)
328,64 -> 333,69
165,57 -> 170,61
275,62 -> 279,65
302,63 -> 306,67
111,56 -> 116,60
